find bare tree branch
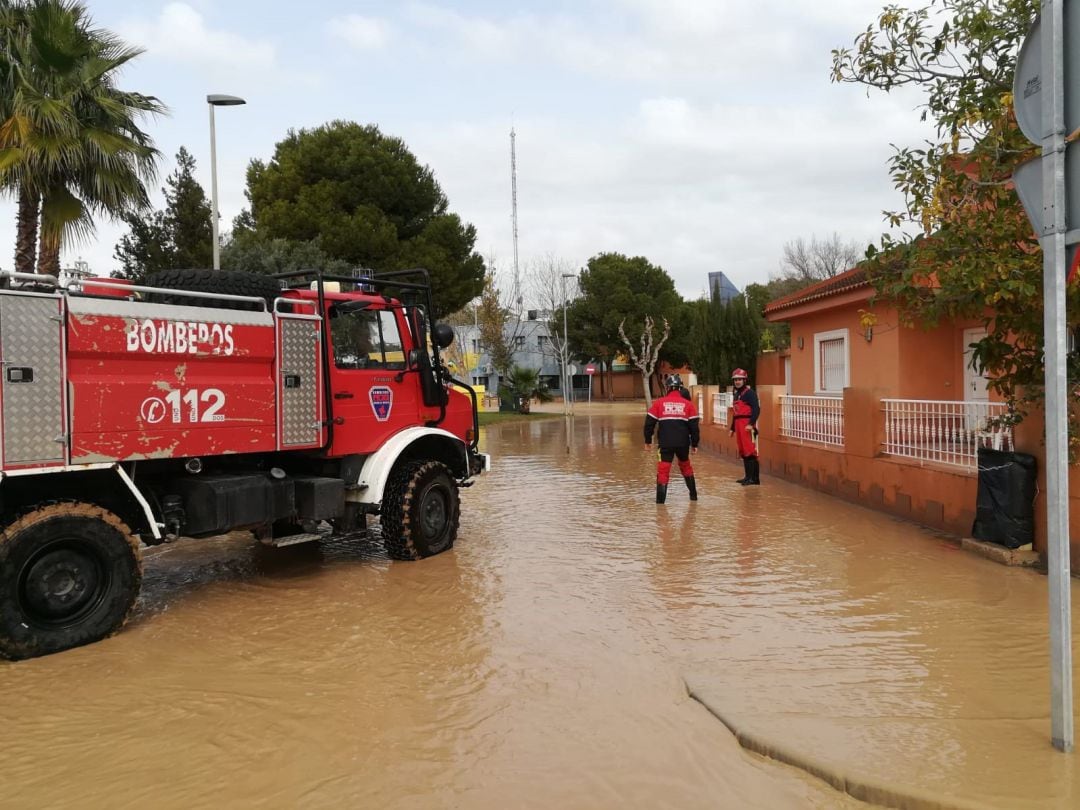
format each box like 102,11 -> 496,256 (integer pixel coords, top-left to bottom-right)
780,232 -> 863,283
619,315 -> 670,407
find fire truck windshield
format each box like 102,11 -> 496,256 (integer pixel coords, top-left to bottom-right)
329,306 -> 406,370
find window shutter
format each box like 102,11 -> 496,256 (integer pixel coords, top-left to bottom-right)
819,338 -> 845,392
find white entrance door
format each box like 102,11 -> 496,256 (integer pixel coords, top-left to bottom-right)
962,328 -> 989,401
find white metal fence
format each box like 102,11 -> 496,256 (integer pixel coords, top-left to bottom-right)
712,391 -> 733,425
882,399 -> 1013,470
780,395 -> 845,446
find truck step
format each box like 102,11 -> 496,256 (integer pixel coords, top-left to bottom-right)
261,531 -> 326,548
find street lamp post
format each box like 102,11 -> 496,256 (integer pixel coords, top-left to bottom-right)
472,300 -> 481,389
561,272 -> 576,415
207,94 -> 247,270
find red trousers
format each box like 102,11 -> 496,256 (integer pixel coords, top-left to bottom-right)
657,446 -> 694,485
734,420 -> 758,459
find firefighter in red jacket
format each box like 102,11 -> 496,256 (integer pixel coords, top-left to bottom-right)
729,368 -> 761,485
644,374 -> 700,503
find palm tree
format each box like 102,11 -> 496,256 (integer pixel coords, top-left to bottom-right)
500,365 -> 553,414
0,0 -> 163,274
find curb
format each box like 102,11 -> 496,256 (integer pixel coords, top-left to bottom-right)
959,537 -> 1041,568
685,681 -> 986,810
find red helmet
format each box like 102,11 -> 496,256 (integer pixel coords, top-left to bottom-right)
731,368 -> 748,379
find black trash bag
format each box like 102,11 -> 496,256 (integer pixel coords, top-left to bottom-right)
971,448 -> 1037,549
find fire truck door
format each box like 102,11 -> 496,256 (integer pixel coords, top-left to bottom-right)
326,304 -> 420,455
0,294 -> 66,466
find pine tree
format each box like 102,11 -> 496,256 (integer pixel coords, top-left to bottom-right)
165,147 -> 213,268
114,147 -> 212,281
688,291 -> 760,385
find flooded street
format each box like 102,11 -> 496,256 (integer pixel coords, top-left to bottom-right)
2,407 -> 1079,809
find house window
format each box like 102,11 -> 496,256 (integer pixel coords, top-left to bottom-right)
514,336 -> 526,350
473,376 -> 488,388
813,329 -> 849,394
471,338 -> 483,353
538,335 -> 549,351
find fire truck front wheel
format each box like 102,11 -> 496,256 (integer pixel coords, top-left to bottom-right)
0,503 -> 142,660
380,461 -> 461,561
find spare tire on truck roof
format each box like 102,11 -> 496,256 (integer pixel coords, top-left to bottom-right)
144,268 -> 282,311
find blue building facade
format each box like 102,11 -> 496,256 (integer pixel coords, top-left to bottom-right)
708,271 -> 741,303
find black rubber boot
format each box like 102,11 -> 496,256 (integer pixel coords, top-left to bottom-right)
736,458 -> 750,484
686,476 -> 698,501
743,458 -> 761,486
656,484 -> 668,504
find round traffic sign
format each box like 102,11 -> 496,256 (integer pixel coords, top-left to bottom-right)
585,363 -> 596,375
1013,11 -> 1080,145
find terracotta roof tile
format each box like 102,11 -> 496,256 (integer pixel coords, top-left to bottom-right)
763,266 -> 870,315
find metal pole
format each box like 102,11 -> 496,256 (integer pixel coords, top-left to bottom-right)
564,275 -> 576,415
1040,0 -> 1073,753
562,275 -> 569,417
209,103 -> 220,270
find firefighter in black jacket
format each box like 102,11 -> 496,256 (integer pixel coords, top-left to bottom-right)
729,368 -> 761,485
644,374 -> 700,503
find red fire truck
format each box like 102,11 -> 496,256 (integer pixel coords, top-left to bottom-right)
0,268 -> 488,659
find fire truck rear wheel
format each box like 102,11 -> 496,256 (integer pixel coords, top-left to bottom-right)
0,502 -> 142,660
144,268 -> 282,311
381,461 -> 460,561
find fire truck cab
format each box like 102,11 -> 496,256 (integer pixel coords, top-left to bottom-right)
0,268 -> 488,660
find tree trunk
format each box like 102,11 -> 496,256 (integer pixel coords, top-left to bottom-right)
15,187 -> 40,274
641,369 -> 653,407
36,229 -> 61,277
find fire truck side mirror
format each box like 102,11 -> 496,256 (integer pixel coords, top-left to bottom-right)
433,324 -> 454,349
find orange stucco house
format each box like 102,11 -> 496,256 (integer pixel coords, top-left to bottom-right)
765,267 -> 1000,403
695,266 -> 1080,566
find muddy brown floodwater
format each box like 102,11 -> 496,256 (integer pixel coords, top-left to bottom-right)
1,406 -> 1078,809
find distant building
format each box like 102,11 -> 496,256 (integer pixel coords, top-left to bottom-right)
708,271 -> 740,303
458,311 -> 573,396
59,259 -> 92,288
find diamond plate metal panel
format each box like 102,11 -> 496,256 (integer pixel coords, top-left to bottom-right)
280,318 -> 320,446
0,295 -> 65,464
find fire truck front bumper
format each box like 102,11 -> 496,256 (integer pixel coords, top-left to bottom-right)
469,452 -> 492,477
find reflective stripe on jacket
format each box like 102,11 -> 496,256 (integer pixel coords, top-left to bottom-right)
644,390 -> 701,448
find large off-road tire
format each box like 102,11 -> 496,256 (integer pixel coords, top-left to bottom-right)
380,461 -> 460,561
0,502 -> 142,660
144,268 -> 282,311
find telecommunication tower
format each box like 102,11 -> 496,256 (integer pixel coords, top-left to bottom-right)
510,128 -> 521,305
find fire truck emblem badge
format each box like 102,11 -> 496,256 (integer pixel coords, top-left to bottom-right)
369,386 -> 393,422
140,396 -> 167,424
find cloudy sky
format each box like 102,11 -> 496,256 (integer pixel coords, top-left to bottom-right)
0,0 -> 939,299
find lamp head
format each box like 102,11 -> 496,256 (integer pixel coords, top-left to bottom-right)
207,94 -> 246,106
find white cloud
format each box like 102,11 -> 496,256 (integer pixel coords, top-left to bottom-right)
119,3 -> 276,75
400,1 -> 870,84
330,15 -> 392,51
0,0 -> 943,298
409,84 -> 934,298
405,3 -> 519,58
